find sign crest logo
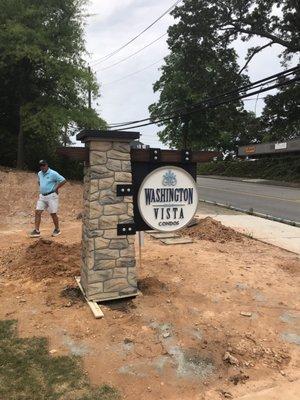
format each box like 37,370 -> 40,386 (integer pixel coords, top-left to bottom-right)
162,170 -> 177,187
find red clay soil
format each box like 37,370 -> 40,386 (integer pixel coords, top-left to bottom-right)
0,169 -> 299,400
137,277 -> 168,295
0,168 -> 83,226
182,217 -> 244,242
0,239 -> 81,281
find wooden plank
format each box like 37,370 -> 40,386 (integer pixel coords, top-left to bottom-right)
131,149 -> 220,163
75,277 -> 104,319
57,146 -> 219,163
150,233 -> 180,239
89,301 -> 104,319
160,237 -> 194,245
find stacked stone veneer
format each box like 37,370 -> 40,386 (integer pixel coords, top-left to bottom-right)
80,139 -> 137,301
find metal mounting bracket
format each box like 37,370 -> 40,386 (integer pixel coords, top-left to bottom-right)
181,149 -> 192,163
150,148 -> 161,162
116,184 -> 133,196
117,223 -> 136,236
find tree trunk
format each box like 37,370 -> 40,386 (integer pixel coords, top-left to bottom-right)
63,125 -> 68,147
17,104 -> 24,169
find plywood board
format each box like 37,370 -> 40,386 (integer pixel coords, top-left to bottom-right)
160,237 -> 193,245
151,233 -> 180,239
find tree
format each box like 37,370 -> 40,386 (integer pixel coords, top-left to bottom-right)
207,0 -> 299,66
261,82 -> 300,141
149,0 -> 258,151
0,0 -> 105,169
149,0 -> 299,150
191,0 -> 300,142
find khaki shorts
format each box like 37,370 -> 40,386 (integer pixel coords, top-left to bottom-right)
36,193 -> 59,214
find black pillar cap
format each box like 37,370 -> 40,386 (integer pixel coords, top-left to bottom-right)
76,129 -> 140,142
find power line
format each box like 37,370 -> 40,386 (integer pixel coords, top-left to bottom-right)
107,66 -> 299,128
117,77 -> 299,130
90,0 -> 182,66
101,58 -> 164,86
95,33 -> 167,72
243,97 -> 266,101
107,80 -> 275,128
111,73 -> 300,131
107,99 -> 265,127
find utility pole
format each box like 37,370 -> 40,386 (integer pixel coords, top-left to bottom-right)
88,65 -> 92,109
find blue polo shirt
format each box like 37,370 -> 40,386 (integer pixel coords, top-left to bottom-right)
38,168 -> 66,195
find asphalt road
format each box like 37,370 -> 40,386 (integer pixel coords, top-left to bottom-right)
197,176 -> 300,223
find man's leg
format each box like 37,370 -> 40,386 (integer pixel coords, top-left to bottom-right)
35,210 -> 43,231
50,213 -> 59,230
49,193 -> 60,236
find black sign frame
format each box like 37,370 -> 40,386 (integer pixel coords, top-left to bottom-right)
131,160 -> 197,232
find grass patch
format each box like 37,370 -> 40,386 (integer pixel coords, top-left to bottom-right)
0,320 -> 120,400
0,319 -> 17,340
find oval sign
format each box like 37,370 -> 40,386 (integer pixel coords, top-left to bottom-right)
138,166 -> 198,232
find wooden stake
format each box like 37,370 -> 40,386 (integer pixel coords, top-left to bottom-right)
75,277 -> 104,319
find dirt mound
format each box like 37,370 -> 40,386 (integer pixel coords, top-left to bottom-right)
182,217 -> 244,242
137,277 -> 167,295
0,239 -> 81,281
0,168 -> 83,225
278,258 -> 300,276
104,298 -> 137,313
61,285 -> 83,302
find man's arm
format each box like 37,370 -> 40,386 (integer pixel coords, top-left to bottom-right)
55,180 -> 66,194
53,171 -> 67,194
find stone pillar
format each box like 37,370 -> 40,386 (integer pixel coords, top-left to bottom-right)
77,130 -> 140,301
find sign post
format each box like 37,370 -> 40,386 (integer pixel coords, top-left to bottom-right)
73,129 -> 219,303
138,231 -> 144,269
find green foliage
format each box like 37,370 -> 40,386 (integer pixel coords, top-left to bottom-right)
195,0 -> 299,61
0,320 -> 17,340
198,157 -> 300,182
149,0 -> 259,151
0,320 -> 120,400
0,0 -> 105,170
261,83 -> 300,141
149,0 -> 299,151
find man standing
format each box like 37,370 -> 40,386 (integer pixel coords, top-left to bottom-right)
30,160 -> 67,238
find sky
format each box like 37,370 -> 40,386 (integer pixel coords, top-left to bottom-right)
83,0 -> 285,148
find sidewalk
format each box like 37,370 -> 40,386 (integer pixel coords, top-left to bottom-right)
198,174 -> 300,189
197,203 -> 300,254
